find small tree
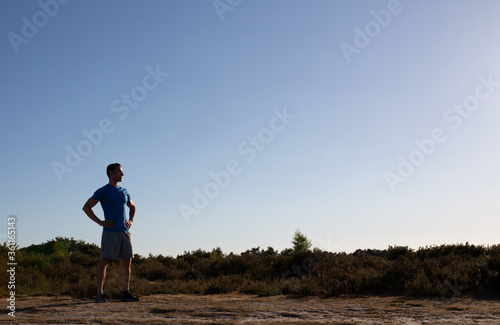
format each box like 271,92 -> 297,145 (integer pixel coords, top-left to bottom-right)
210,247 -> 224,262
292,229 -> 312,253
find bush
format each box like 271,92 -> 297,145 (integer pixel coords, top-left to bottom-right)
7,238 -> 500,299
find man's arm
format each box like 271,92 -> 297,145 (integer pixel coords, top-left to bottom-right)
126,200 -> 136,229
82,198 -> 114,229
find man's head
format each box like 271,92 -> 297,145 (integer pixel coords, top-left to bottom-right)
106,163 -> 124,182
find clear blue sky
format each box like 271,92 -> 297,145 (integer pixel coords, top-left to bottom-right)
2,0 -> 500,257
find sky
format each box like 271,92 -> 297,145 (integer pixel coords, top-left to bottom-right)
2,0 -> 500,257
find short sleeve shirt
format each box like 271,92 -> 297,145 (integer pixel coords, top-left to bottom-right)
92,184 -> 131,232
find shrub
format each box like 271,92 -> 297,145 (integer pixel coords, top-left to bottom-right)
7,237 -> 500,299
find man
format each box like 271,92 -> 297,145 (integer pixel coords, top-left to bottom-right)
82,163 -> 139,303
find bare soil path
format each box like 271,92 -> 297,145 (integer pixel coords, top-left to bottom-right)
6,294 -> 500,324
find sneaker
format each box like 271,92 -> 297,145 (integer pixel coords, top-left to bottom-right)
95,293 -> 107,303
121,291 -> 140,302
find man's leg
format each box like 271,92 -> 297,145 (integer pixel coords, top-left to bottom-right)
97,258 -> 109,294
120,258 -> 131,292
119,258 -> 139,301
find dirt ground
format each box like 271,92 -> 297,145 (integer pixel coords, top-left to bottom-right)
6,294 -> 500,324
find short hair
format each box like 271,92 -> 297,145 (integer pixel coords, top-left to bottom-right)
106,163 -> 121,178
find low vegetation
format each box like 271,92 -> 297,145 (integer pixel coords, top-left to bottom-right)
1,235 -> 500,299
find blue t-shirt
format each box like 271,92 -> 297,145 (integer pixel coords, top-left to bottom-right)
92,184 -> 131,232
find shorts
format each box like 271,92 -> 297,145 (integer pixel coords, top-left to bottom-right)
100,231 -> 133,259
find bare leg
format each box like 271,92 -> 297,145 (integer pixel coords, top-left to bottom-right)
120,258 -> 132,292
96,258 -> 109,294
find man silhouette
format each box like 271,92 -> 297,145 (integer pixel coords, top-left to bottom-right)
82,163 -> 139,302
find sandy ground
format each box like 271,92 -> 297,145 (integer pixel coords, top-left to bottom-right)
6,294 -> 500,324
